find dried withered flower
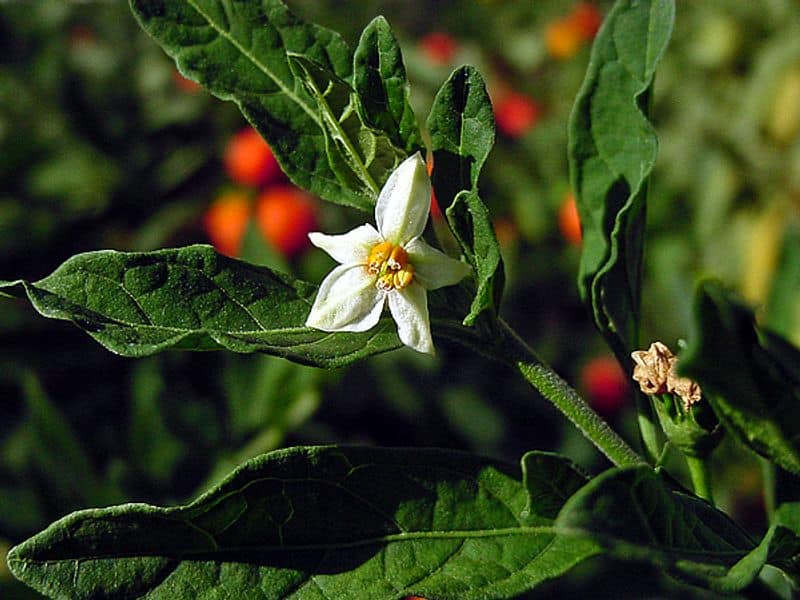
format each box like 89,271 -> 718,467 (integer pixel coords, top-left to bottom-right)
630,341 -> 674,395
631,341 -> 703,409
667,363 -> 703,410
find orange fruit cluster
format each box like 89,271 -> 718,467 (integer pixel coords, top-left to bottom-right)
204,126 -> 317,258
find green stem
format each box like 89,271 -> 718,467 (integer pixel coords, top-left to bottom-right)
497,319 -> 644,469
761,459 -> 776,522
635,393 -> 661,464
686,455 -> 714,502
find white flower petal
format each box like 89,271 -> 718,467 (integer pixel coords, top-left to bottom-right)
388,283 -> 434,355
308,224 -> 382,266
406,238 -> 472,290
305,264 -> 385,332
375,152 -> 431,246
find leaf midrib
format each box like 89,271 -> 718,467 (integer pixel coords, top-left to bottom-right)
184,0 -> 320,125
10,523 -> 753,566
292,54 -> 380,195
11,526 -> 556,565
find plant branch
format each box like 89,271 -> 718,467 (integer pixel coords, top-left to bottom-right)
496,319 -> 644,469
686,455 -> 714,503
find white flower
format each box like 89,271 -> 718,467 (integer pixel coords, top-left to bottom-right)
305,152 -> 471,354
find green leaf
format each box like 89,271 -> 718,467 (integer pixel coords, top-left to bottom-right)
8,447 -> 600,599
521,451 -> 589,520
680,280 -> 800,475
288,54 -> 405,202
446,190 -> 504,325
129,0 -> 371,210
427,65 -> 495,210
712,501 -> 800,593
1,245 -> 401,368
556,465 -> 763,593
568,0 -> 675,360
353,16 -> 423,154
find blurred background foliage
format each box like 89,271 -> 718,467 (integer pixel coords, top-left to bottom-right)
1,0 -> 799,597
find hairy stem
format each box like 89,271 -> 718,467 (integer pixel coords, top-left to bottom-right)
497,319 -> 644,468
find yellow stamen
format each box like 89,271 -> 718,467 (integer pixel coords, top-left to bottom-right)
367,241 -> 415,291
377,271 -> 395,291
393,265 -> 414,290
387,246 -> 408,270
367,241 -> 394,274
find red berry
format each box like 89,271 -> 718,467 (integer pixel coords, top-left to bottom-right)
558,193 -> 582,246
224,127 -> 282,187
203,191 -> 252,257
580,356 -> 630,418
419,32 -> 459,66
569,3 -> 603,40
255,185 -> 317,257
494,92 -> 541,138
426,156 -> 445,221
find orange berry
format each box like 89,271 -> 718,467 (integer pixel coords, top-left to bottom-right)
203,191 -> 252,257
255,185 -> 317,257
581,356 -> 629,418
494,92 -> 541,138
419,32 -> 458,66
545,18 -> 583,60
224,127 -> 282,187
569,2 -> 602,40
558,193 -> 582,246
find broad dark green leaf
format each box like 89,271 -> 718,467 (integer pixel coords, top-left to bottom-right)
130,0 -> 372,210
353,16 -> 423,154
427,65 -> 495,211
0,245 -> 401,368
568,0 -> 675,360
8,447 -> 600,599
446,190 -> 505,325
521,451 -> 588,520
289,54 -> 405,201
680,280 -> 800,475
711,501 -> 800,593
556,465 -> 764,593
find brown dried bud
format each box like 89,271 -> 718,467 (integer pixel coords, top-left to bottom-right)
631,341 -> 703,409
631,341 -> 675,395
667,362 -> 703,410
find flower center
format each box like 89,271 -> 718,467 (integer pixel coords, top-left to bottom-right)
367,241 -> 415,291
